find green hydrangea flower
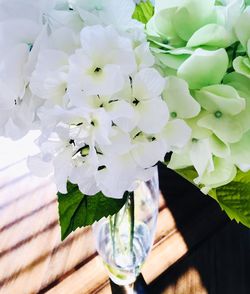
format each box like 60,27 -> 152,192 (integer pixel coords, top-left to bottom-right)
177,49 -> 229,89
198,157 -> 237,193
146,0 -> 250,229
234,7 -> 250,50
147,0 -> 245,50
163,76 -> 200,118
195,84 -> 246,143
233,40 -> 250,78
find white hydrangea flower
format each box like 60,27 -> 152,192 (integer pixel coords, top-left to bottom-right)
128,68 -> 169,134
67,25 -> 137,98
3,1 -> 192,199
69,0 -> 141,32
0,1 -> 52,139
96,151 -> 157,198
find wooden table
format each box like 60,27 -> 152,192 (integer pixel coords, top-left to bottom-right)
0,136 -> 249,294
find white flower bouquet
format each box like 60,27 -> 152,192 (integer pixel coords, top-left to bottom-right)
0,0 -> 250,240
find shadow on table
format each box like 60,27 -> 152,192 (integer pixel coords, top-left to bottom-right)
148,164 -> 250,294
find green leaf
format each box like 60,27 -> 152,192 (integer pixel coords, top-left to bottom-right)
132,0 -> 154,24
210,170 -> 250,227
174,166 -> 250,228
58,182 -> 127,241
175,167 -> 199,186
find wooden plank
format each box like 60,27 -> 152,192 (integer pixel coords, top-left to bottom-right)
0,138 -> 232,294
149,221 -> 250,294
94,204 -> 228,294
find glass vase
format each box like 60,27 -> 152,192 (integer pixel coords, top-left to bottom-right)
92,169 -> 159,289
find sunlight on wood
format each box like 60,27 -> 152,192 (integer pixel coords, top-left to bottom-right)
0,134 -> 214,294
162,267 -> 208,294
142,207 -> 188,284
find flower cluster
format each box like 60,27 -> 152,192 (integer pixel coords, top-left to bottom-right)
1,0 -> 250,199
0,0 -> 191,198
147,0 -> 250,192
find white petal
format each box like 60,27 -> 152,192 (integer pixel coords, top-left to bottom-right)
100,0 -> 136,30
4,117 -> 28,140
136,98 -> 169,134
0,19 -> 40,52
0,44 -> 29,101
85,64 -> 125,96
48,27 -> 80,55
96,152 -> 140,198
54,148 -> 73,193
134,42 -> 155,69
107,100 -> 136,132
100,127 -> 132,155
27,153 -> 54,177
80,25 -> 136,74
133,68 -> 166,100
131,140 -> 166,168
30,49 -> 68,101
160,119 -> 192,150
90,109 -> 112,146
70,151 -> 99,196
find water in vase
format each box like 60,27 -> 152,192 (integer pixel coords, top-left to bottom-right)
96,219 -> 151,285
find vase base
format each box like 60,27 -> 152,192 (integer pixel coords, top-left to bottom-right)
110,274 -> 149,294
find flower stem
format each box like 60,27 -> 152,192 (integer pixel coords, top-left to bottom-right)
129,192 -> 135,262
110,213 -> 118,261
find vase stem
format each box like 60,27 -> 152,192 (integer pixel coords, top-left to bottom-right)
124,283 -> 135,293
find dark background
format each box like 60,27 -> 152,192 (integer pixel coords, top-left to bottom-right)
150,164 -> 250,294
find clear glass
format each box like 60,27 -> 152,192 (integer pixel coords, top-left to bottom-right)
92,169 -> 159,287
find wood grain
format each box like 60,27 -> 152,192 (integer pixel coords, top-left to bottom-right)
0,158 -> 197,294
0,138 -> 247,294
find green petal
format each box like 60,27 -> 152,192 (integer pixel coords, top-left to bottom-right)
233,56 -> 250,78
155,0 -> 184,12
198,113 -> 244,143
195,84 -> 246,115
173,0 -> 216,41
169,47 -> 194,55
163,76 -> 201,118
177,48 -> 228,89
223,72 -> 250,133
190,138 -> 213,178
157,53 -> 189,69
209,134 -> 230,158
168,149 -> 193,170
234,7 -> 250,50
187,24 -> 234,48
223,72 -> 250,98
146,17 -> 160,38
199,157 -> 237,189
153,8 -> 184,46
234,100 -> 250,133
186,112 -> 213,139
231,130 -> 250,165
